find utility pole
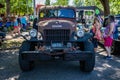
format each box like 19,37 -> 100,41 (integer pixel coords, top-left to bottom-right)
79,0 -> 85,6
26,0 -> 28,14
33,0 -> 36,18
82,0 -> 85,6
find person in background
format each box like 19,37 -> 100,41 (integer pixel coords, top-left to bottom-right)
0,15 -> 3,27
103,15 -> 115,59
0,15 -> 3,22
5,17 -> 11,29
30,14 -> 34,21
91,17 -> 102,52
0,15 -> 3,31
12,16 -> 20,36
26,14 -> 30,29
21,15 -> 27,31
17,15 -> 22,34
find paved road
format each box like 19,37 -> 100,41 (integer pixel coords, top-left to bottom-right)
0,47 -> 120,80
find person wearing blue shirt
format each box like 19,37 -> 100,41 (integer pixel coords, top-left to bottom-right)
21,15 -> 27,31
12,17 -> 20,36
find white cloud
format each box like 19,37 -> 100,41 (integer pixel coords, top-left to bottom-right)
36,0 -> 57,5
36,0 -> 45,4
69,0 -> 74,6
35,0 -> 74,5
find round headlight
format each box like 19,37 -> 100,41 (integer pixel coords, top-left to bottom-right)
118,33 -> 120,40
118,33 -> 120,36
29,29 -> 37,37
117,27 -> 120,31
76,30 -> 84,37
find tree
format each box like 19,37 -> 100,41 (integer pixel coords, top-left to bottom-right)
74,0 -> 79,6
0,3 -> 4,8
6,0 -> 10,16
99,0 -> 110,16
10,0 -> 33,15
74,0 -> 85,7
45,0 -> 50,5
74,0 -> 110,16
0,0 -> 5,14
0,0 -> 33,16
109,0 -> 120,14
53,0 -> 69,6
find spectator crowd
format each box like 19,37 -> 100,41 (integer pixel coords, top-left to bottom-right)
0,14 -> 34,36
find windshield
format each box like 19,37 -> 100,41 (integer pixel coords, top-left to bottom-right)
39,8 -> 75,18
115,16 -> 120,25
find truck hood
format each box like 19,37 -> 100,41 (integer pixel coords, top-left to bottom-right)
38,19 -> 76,30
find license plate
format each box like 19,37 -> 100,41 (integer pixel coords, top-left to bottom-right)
51,43 -> 63,47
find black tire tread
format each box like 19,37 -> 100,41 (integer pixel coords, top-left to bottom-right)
80,41 -> 95,72
19,41 -> 34,72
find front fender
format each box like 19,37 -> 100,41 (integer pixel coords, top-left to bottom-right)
70,32 -> 93,42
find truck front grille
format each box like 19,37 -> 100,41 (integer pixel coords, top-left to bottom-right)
44,29 -> 70,42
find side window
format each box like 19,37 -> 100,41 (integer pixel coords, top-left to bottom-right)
46,10 -> 55,17
58,9 -> 75,18
40,10 -> 56,18
40,12 -> 44,18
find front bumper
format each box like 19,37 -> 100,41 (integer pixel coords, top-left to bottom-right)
21,50 -> 94,61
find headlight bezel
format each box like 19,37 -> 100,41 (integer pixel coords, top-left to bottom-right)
29,29 -> 37,38
118,33 -> 120,36
76,29 -> 85,38
117,27 -> 120,31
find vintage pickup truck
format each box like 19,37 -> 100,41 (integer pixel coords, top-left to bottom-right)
19,6 -> 95,72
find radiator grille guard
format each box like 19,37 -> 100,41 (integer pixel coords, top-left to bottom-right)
44,29 -> 70,42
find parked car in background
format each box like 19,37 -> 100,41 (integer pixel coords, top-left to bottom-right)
112,14 -> 120,55
76,6 -> 104,33
114,15 -> 120,39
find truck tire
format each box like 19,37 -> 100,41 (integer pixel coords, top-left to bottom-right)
111,40 -> 120,55
0,42 -> 2,46
111,41 -> 114,54
19,41 -> 34,71
79,41 -> 95,72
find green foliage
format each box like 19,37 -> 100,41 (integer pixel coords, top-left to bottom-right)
73,0 -> 119,15
0,0 -> 6,14
10,0 -> 33,15
0,0 -> 33,15
74,0 -> 79,6
109,0 -> 120,14
0,0 -> 120,15
53,0 -> 69,6
45,0 -> 50,5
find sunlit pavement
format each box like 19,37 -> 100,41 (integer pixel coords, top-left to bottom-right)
5,32 -> 29,39
0,46 -> 120,80
4,32 -> 29,42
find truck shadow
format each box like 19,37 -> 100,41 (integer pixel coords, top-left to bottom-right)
0,49 -> 120,80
